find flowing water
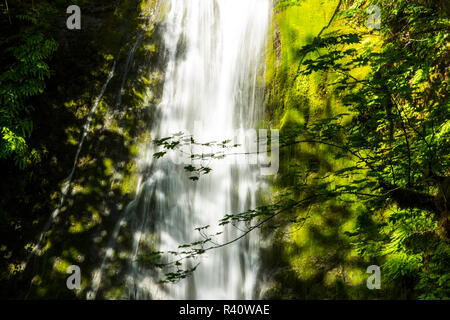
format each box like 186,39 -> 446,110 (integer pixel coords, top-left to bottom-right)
91,0 -> 271,300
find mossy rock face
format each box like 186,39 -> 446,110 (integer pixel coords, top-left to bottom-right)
280,109 -> 304,132
260,0 -> 383,300
0,0 -> 165,299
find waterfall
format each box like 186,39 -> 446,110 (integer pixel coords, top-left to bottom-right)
91,0 -> 271,300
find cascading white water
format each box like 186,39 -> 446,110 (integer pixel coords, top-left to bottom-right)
125,0 -> 271,299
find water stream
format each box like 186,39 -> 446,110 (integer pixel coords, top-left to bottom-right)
91,0 -> 271,300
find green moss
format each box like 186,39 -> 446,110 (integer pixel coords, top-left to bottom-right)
121,163 -> 138,195
103,158 -> 114,176
263,0 -> 375,299
53,257 -> 71,274
280,108 -> 304,130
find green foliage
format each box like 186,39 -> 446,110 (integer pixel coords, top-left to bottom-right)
291,0 -> 450,299
147,0 -> 449,299
0,3 -> 58,168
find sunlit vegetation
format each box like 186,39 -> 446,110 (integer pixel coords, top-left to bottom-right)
1,0 -> 448,300
1,0 -> 164,299
148,0 -> 449,300
256,0 -> 448,299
